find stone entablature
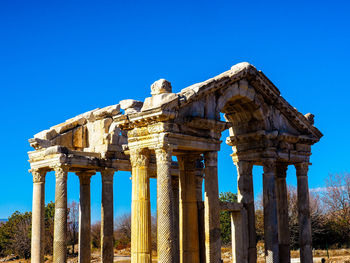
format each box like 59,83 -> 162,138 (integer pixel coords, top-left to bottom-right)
28,62 -> 322,263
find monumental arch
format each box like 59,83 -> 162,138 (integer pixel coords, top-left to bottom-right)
28,62 -> 322,263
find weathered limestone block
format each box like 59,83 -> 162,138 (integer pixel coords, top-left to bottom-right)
101,168 -> 115,263
120,99 -> 143,114
151,79 -> 172,95
130,149 -> 152,263
263,160 -> 279,263
31,169 -> 46,263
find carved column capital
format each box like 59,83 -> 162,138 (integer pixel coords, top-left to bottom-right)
53,164 -> 69,180
276,164 -> 288,178
76,171 -> 95,185
263,159 -> 276,174
204,151 -> 218,167
130,148 -> 150,167
101,168 -> 115,183
295,162 -> 309,177
177,154 -> 201,170
155,147 -> 173,165
30,169 -> 46,183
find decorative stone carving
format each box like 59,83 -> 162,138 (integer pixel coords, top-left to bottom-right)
31,169 -> 46,183
130,148 -> 150,167
151,79 -> 172,95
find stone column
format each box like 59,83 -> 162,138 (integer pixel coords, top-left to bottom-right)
231,208 -> 248,263
77,171 -> 95,263
196,172 -> 206,263
31,169 -> 46,263
155,146 -> 176,263
263,159 -> 279,263
172,176 -> 180,263
130,148 -> 152,263
275,164 -> 291,263
53,165 -> 68,263
178,154 -> 200,263
295,163 -> 313,263
235,161 -> 256,263
203,151 -> 221,263
101,168 -> 115,263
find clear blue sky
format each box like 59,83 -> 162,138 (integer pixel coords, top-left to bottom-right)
0,0 -> 349,222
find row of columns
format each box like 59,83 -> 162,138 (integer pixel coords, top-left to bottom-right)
233,160 -> 313,263
129,147 -> 222,263
31,166 -> 115,263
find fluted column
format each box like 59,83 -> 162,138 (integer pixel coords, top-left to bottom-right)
130,148 -> 152,263
101,168 -> 115,263
155,146 -> 176,263
295,163 -> 313,263
77,171 -> 95,263
203,151 -> 221,263
263,159 -> 279,263
178,154 -> 200,263
172,176 -> 180,263
31,169 -> 46,263
235,161 -> 256,263
275,164 -> 291,263
53,165 -> 68,263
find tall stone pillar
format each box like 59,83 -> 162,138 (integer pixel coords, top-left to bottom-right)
196,171 -> 206,263
53,165 -> 68,263
172,176 -> 180,263
235,161 -> 256,263
295,163 -> 313,263
155,146 -> 176,263
77,171 -> 95,263
130,148 -> 152,263
101,168 -> 115,263
31,169 -> 46,263
203,151 -> 221,263
263,159 -> 279,263
275,164 -> 291,263
231,208 -> 248,263
178,154 -> 200,263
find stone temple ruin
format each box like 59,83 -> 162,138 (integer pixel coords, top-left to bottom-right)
28,62 -> 322,263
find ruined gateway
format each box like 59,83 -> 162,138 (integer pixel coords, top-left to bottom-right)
28,62 -> 322,263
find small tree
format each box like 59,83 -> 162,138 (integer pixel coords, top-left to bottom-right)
67,201 -> 79,254
219,192 -> 237,245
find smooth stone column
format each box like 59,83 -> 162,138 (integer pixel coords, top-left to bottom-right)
178,154 -> 200,263
53,165 -> 68,263
172,176 -> 180,263
263,159 -> 279,263
130,148 -> 152,263
203,152 -> 221,263
235,161 -> 256,263
31,169 -> 46,263
101,168 -> 115,263
155,146 -> 176,263
196,171 -> 206,263
77,171 -> 95,263
275,164 -> 291,263
295,163 -> 313,263
231,208 -> 248,263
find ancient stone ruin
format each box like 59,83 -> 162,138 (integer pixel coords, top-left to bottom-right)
28,62 -> 322,263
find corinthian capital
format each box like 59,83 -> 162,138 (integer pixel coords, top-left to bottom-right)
31,169 -> 46,183
155,147 -> 172,164
295,162 -> 309,176
263,159 -> 276,174
53,164 -> 69,180
130,148 -> 150,167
